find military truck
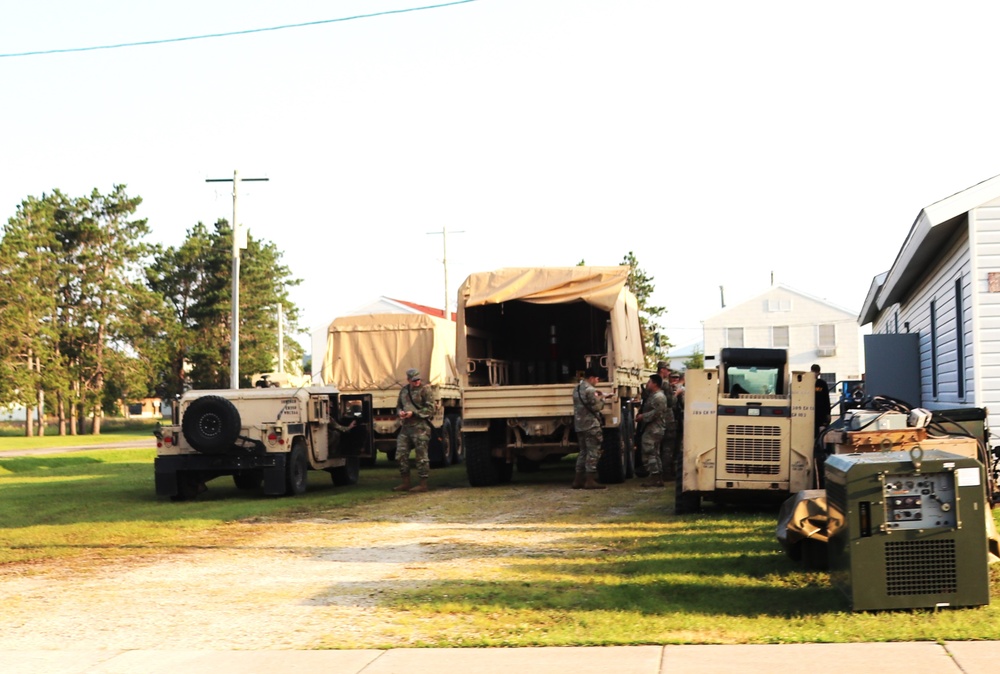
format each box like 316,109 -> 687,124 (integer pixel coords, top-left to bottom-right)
154,386 -> 373,501
456,266 -> 647,486
322,312 -> 463,467
675,347 -> 814,513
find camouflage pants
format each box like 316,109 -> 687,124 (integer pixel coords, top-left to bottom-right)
575,428 -> 604,473
642,431 -> 665,475
660,422 -> 678,477
397,424 -> 431,479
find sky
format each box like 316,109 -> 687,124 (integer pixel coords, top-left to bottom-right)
4,0 -> 1000,358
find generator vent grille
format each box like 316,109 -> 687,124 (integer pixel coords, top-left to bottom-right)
885,539 -> 957,596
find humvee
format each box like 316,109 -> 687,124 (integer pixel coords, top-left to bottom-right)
154,386 -> 373,501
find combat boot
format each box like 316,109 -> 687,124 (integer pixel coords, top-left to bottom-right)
409,478 -> 429,493
571,471 -> 585,489
583,472 -> 607,490
393,474 -> 411,492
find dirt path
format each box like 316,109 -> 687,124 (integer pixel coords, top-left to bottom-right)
0,482 -> 660,650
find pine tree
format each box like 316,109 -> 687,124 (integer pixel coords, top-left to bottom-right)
620,251 -> 669,367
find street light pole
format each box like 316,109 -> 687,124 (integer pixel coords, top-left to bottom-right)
206,170 -> 269,388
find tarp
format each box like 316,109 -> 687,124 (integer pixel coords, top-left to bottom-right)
458,267 -> 645,370
461,266 -> 630,312
323,313 -> 459,390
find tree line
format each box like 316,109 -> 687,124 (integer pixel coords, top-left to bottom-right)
0,185 -> 302,435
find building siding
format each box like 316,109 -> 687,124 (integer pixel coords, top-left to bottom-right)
873,226 -> 972,411
974,197 -> 1000,422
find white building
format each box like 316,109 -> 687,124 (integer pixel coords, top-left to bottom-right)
702,284 -> 863,385
859,174 -> 1000,426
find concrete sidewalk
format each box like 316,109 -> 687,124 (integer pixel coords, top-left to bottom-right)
6,642 -> 1000,674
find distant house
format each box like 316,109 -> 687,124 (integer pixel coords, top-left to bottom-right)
859,174 -> 1000,425
666,341 -> 702,373
702,284 -> 863,385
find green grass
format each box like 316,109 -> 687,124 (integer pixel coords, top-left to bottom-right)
0,418 -> 159,449
5,449 -> 1000,645
0,447 -> 403,565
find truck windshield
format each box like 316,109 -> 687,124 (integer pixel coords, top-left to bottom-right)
727,366 -> 780,395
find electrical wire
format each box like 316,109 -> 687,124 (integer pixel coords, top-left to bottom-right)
0,0 -> 481,59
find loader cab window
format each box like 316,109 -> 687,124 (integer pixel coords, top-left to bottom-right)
726,365 -> 782,396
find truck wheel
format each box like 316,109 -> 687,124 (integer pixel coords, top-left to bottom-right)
233,470 -> 263,491
385,448 -> 397,463
330,456 -> 360,486
181,395 -> 242,454
285,440 -> 308,496
675,488 -> 701,514
596,428 -> 626,484
516,456 -> 541,473
451,417 -> 465,464
431,419 -> 453,468
465,432 -> 499,486
171,472 -> 202,502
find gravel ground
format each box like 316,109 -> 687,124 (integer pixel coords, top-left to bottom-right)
0,480 -> 655,650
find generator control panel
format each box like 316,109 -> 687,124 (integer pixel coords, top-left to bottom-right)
883,471 -> 956,530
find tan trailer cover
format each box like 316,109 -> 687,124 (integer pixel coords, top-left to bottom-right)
323,313 -> 459,390
459,266 -> 645,370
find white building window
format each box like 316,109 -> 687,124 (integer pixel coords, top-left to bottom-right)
772,326 -> 789,348
766,299 -> 793,312
727,327 -> 744,348
818,324 -> 836,347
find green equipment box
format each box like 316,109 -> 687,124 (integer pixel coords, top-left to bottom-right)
825,449 -> 990,611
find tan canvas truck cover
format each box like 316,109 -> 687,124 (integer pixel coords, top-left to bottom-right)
323,313 -> 459,391
458,266 -> 645,371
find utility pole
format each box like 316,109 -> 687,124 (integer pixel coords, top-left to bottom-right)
206,170 -> 269,389
426,226 -> 464,319
277,303 -> 284,374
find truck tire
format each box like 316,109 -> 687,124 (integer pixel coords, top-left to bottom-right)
385,448 -> 397,463
233,470 -> 263,491
465,432 -> 499,486
170,472 -> 202,502
285,440 -> 308,496
497,458 -> 513,483
430,419 -> 453,468
675,487 -> 700,514
330,457 -> 360,486
597,428 -> 627,484
181,395 -> 241,454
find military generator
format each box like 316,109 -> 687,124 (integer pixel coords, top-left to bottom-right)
825,448 -> 990,611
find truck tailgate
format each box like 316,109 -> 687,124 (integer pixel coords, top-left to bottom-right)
462,383 -> 613,419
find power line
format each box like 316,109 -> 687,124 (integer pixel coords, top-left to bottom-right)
0,0 -> 481,59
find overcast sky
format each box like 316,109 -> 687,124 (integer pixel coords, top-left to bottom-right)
3,0 -> 1000,355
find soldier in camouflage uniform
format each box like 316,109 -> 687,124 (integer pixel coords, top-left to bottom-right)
655,361 -> 679,479
572,368 -> 607,490
636,373 -> 669,487
394,368 -> 436,493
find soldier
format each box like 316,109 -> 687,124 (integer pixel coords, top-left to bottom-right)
394,368 -> 436,493
636,374 -> 669,487
572,367 -> 607,490
655,361 -> 678,479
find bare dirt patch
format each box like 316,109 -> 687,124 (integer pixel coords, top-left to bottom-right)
0,480 -> 668,650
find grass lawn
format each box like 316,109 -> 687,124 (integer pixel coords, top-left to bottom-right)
3,448 -> 1000,645
0,418 -> 159,450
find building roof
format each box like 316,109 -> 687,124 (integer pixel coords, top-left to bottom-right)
702,283 -> 856,324
343,296 -> 455,320
667,341 -> 703,358
858,173 -> 1000,326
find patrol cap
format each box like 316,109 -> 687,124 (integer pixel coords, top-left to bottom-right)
406,368 -> 421,380
656,361 -> 669,370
